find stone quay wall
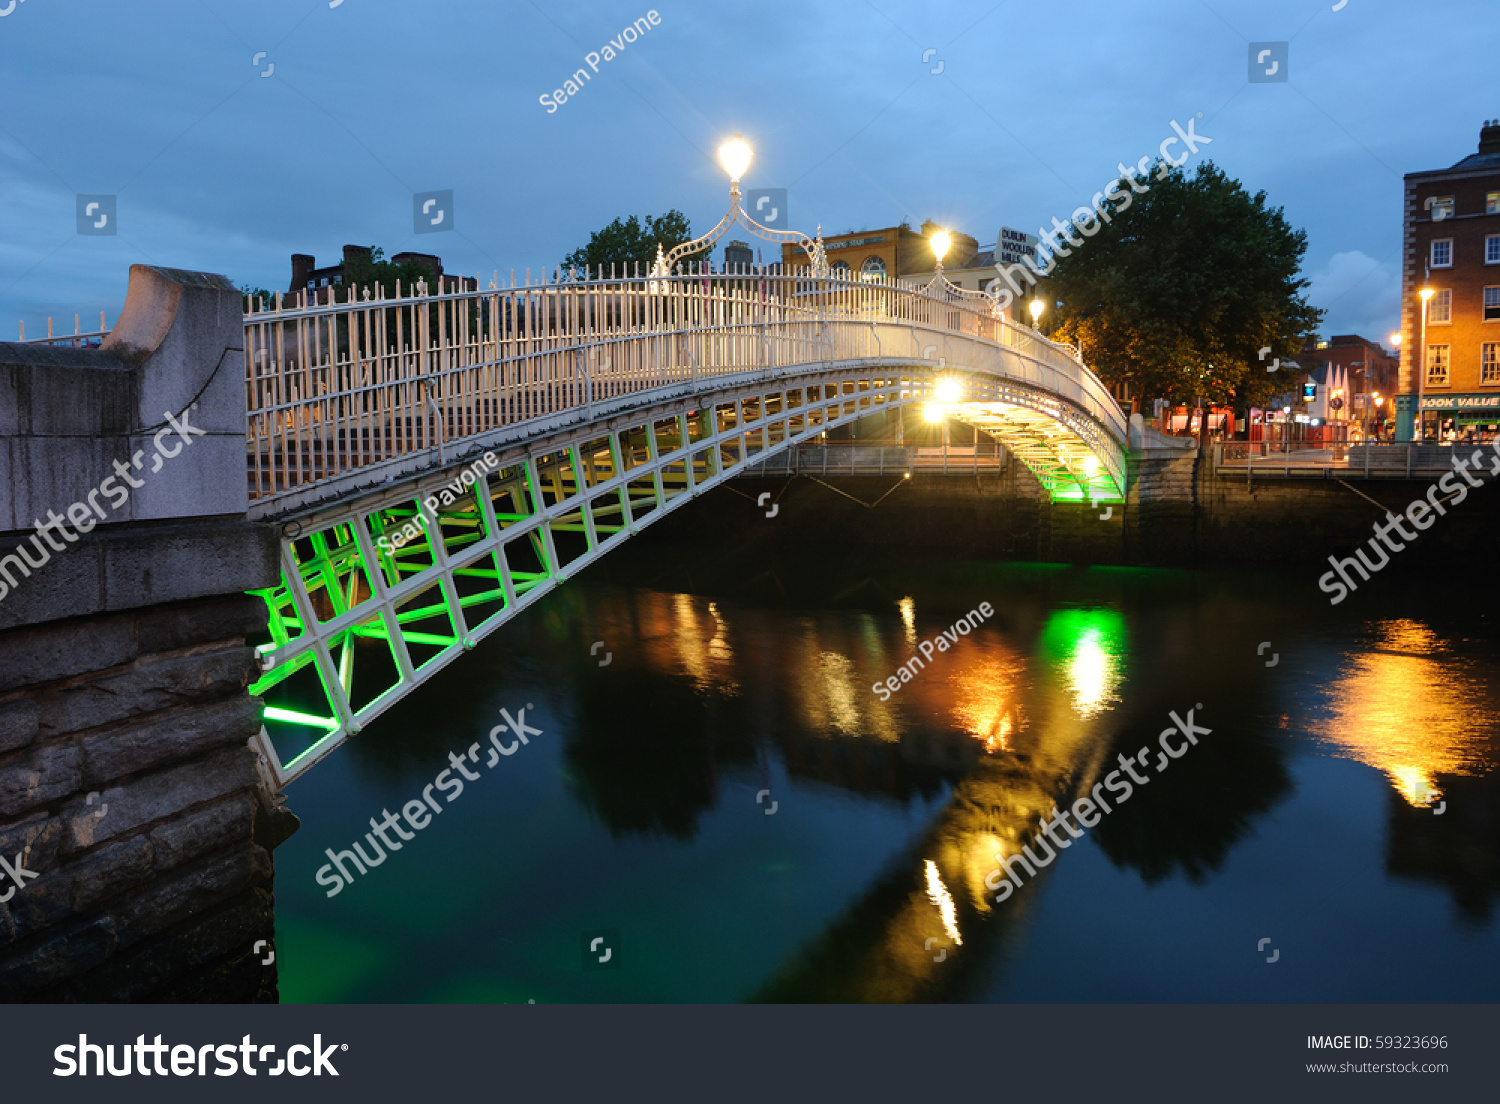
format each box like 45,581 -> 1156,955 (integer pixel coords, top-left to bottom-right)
701,446 -> 1500,572
0,267 -> 286,1002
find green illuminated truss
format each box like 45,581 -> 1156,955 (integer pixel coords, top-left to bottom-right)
251,373 -> 899,783
248,369 -> 1127,786
949,388 -> 1127,503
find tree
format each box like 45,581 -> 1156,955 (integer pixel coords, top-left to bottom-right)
561,210 -> 709,276
341,246 -> 441,299
240,284 -> 276,311
1047,161 -> 1322,419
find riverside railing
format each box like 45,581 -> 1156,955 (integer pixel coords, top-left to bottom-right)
1219,441 -> 1475,479
243,266 -> 1127,509
16,312 -> 110,347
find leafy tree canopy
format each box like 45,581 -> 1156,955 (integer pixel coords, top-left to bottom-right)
1048,161 -> 1321,411
341,247 -> 441,299
561,210 -> 708,276
240,284 -> 276,310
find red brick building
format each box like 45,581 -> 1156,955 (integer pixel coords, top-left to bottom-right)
1300,334 -> 1401,439
1397,120 -> 1500,440
289,245 -> 477,295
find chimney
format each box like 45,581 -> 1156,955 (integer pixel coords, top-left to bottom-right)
1481,119 -> 1500,156
290,253 -> 314,292
342,244 -> 373,265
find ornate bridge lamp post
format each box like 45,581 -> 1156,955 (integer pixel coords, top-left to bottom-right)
1028,298 -> 1047,341
930,230 -> 952,278
648,135 -> 830,280
925,226 -> 1013,335
923,227 -> 994,337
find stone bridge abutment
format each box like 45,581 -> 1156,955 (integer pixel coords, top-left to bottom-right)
0,267 -> 287,1001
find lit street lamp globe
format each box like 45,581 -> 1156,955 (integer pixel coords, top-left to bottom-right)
930,231 -> 951,266
718,136 -> 753,183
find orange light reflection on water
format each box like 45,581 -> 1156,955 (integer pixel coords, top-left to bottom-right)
1315,619 -> 1497,806
949,648 -> 1026,752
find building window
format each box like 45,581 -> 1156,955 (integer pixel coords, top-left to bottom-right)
1489,192 -> 1500,215
1428,288 -> 1452,324
1426,344 -> 1450,386
1489,235 -> 1500,265
860,256 -> 887,281
1484,343 -> 1500,384
1431,239 -> 1453,267
831,260 -> 851,274
1486,286 -> 1500,321
1429,196 -> 1455,221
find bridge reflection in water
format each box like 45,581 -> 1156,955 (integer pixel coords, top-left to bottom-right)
275,553 -> 1500,1002
512,559 -> 1500,1002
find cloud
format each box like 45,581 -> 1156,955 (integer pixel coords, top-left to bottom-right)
1305,250 -> 1401,344
2,0 -> 1492,337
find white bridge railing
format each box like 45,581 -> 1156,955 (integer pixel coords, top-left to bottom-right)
244,267 -> 1126,508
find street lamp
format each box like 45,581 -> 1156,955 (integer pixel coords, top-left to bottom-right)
1350,344 -> 1376,445
1417,287 -> 1435,441
1029,298 -> 1045,327
923,401 -> 951,453
931,230 -> 952,275
649,135 -> 829,278
1386,335 -> 1400,442
927,377 -> 962,452
717,135 -> 753,185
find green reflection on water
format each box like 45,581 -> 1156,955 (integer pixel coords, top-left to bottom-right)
1038,608 -> 1127,719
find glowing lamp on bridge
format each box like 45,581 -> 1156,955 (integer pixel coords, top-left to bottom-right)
930,230 -> 952,272
717,135 -> 753,184
1029,299 -> 1045,324
922,403 -> 946,424
1389,333 -> 1401,348
934,377 -> 962,404
647,134 -> 829,277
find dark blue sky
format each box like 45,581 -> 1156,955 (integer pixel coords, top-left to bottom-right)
2,0 -> 1494,344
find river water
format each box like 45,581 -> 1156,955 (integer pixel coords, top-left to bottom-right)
271,535 -> 1500,1003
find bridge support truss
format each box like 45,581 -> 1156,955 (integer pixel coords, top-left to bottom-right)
947,384 -> 1126,504
251,371 -> 929,784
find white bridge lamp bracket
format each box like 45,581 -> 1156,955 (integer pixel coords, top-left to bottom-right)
650,135 -> 830,279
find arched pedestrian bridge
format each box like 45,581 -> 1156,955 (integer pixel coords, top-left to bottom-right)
243,268 -> 1128,783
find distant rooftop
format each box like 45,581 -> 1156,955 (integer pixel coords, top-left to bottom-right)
1446,119 -> 1500,171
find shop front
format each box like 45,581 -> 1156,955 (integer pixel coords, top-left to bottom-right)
1418,393 -> 1500,444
